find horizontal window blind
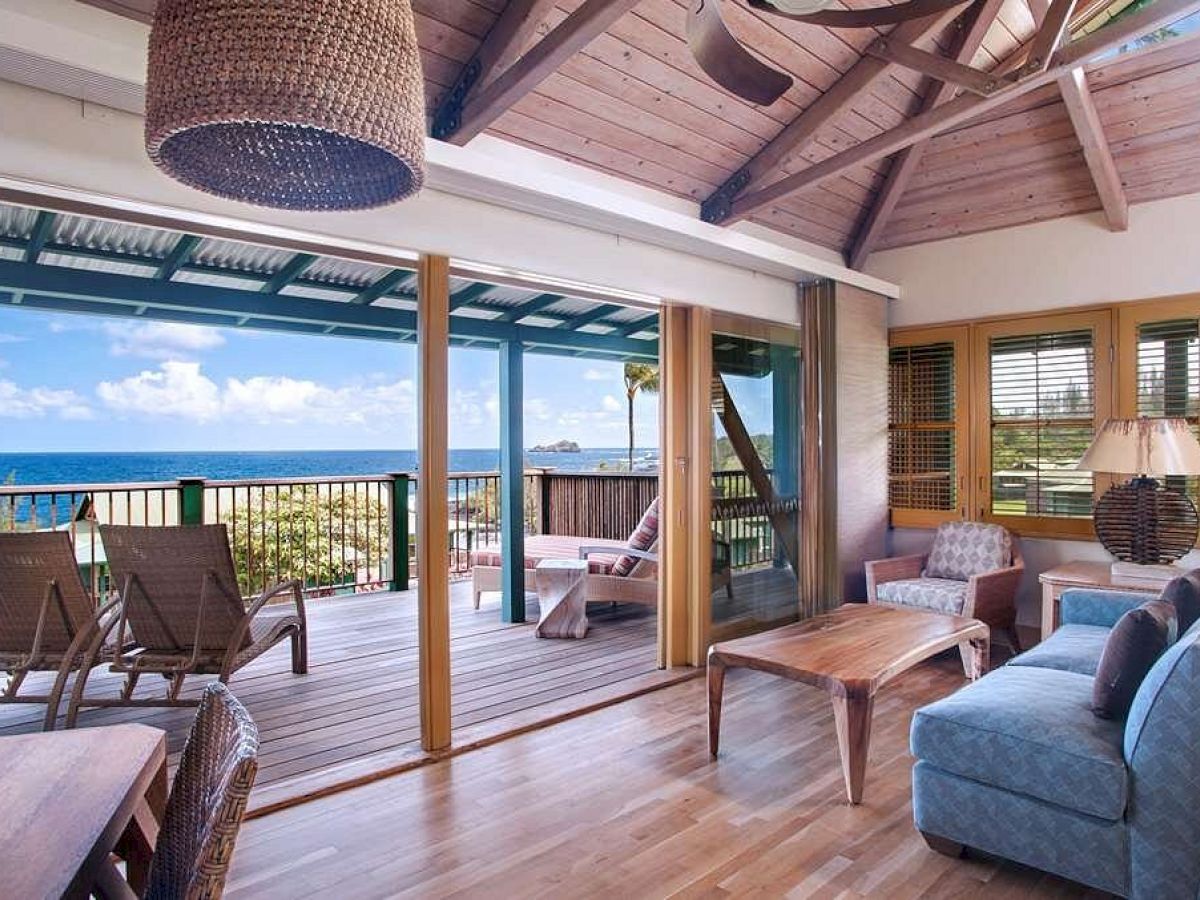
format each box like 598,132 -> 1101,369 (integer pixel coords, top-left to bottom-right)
989,329 -> 1095,518
888,342 -> 956,512
1137,317 -> 1200,500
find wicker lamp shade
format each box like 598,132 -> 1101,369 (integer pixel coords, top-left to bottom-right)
145,0 -> 426,211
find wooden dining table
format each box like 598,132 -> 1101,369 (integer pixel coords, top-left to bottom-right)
0,723 -> 168,899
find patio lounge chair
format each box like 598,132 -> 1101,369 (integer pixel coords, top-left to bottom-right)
0,531 -> 121,730
469,498 -> 733,609
64,524 -> 307,726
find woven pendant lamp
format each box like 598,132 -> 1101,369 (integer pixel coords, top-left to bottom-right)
145,0 -> 426,211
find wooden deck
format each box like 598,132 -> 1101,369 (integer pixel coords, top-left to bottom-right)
0,581 -> 663,811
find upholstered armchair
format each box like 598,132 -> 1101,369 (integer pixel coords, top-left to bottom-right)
865,522 -> 1024,651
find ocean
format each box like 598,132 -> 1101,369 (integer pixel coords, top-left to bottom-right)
0,448 -> 659,486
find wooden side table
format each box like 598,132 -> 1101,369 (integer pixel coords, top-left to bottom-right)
1038,561 -> 1161,639
535,559 -> 589,639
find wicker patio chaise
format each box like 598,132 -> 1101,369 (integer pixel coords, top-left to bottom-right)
64,524 -> 307,726
0,531 -> 121,730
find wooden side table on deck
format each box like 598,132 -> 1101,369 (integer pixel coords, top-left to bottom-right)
1038,561 -> 1161,640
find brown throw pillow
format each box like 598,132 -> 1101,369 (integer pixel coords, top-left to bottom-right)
1092,600 -> 1176,720
1160,571 -> 1200,633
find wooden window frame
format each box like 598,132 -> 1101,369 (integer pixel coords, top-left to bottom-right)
887,324 -> 972,529
971,309 -> 1114,540
1116,294 -> 1200,418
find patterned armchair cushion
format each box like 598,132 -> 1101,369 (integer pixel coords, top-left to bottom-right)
1007,623 -> 1111,676
874,577 -> 967,615
612,497 -> 659,578
924,521 -> 1012,581
911,665 -> 1128,821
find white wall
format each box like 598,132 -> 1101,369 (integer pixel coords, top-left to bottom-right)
867,192 -> 1200,327
869,197 -> 1200,628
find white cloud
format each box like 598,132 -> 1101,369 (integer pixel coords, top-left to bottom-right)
0,379 -> 92,420
96,361 -> 417,429
583,367 -> 615,382
601,394 -> 622,413
0,333 -> 26,345
105,322 -> 226,360
525,398 -> 552,421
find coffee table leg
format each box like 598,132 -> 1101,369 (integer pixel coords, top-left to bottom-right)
831,692 -> 874,805
707,656 -> 726,757
959,635 -> 990,680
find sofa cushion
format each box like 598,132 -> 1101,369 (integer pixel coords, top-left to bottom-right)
1160,570 -> 1200,633
924,521 -> 1012,581
1093,600 -> 1176,720
612,497 -> 659,577
911,665 -> 1128,820
874,577 -> 967,615
1007,624 -> 1111,676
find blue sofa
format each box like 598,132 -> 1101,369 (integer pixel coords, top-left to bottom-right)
910,587 -> 1200,898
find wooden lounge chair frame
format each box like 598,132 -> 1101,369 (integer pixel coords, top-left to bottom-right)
64,524 -> 307,727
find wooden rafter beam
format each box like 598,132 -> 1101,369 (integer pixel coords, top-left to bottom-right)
448,282 -> 496,311
727,0 -> 1200,227
700,4 -> 968,225
497,293 -> 564,323
260,253 -> 316,294
557,303 -> 623,330
1057,67 -> 1128,230
1021,0 -> 1079,72
865,34 -> 1005,96
431,0 -> 556,141
156,234 -> 200,281
351,268 -> 414,306
436,0 -> 640,145
23,211 -> 56,264
849,0 -> 1005,268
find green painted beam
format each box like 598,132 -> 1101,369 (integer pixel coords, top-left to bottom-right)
260,253 -> 317,294
499,339 -> 526,624
23,211 -> 56,264
448,282 -> 495,311
557,302 -> 623,331
156,234 -> 201,280
619,314 -> 658,336
496,292 -> 564,323
351,268 -> 415,305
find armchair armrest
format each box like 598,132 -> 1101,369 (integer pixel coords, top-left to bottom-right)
1060,588 -> 1150,629
578,545 -> 658,564
865,554 -> 926,601
965,561 -> 1024,621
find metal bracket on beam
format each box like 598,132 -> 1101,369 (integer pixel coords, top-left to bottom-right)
431,58 -> 482,141
700,167 -> 752,225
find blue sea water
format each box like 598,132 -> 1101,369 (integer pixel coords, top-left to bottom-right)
0,448 -> 658,486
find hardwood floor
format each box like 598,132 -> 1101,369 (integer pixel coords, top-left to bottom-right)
0,581 -> 662,812
224,650 -> 1103,899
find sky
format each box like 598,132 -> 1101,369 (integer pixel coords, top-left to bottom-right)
0,307 -> 663,452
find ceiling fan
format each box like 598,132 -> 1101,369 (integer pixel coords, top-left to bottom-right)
687,0 -> 972,105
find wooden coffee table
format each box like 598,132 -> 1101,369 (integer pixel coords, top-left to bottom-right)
708,603 -> 989,805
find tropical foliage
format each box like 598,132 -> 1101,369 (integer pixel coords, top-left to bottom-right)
623,362 -> 660,470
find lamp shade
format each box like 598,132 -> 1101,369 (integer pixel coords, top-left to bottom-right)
145,0 -> 426,211
1077,418 -> 1200,476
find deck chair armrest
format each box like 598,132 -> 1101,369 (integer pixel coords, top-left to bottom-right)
579,545 -> 658,563
245,579 -> 307,631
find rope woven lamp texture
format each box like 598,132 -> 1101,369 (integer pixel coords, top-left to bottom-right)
145,0 -> 426,211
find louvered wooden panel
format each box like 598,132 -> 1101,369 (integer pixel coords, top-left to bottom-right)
1137,317 -> 1200,502
989,329 -> 1096,519
888,342 -> 957,512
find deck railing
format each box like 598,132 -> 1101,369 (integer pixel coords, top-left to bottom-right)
0,467 -> 791,602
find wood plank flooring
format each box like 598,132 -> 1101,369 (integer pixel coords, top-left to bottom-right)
224,650 -> 1104,900
0,581 -> 660,811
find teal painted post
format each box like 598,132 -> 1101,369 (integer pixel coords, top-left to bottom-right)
500,340 -> 526,623
390,473 -> 410,592
771,345 -> 801,567
178,477 -> 206,525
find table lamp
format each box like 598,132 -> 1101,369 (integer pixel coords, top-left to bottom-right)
1077,418 -> 1200,578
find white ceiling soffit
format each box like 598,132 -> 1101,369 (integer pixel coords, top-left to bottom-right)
0,2 -> 900,299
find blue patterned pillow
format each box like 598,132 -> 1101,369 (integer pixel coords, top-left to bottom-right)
924,521 -> 1012,581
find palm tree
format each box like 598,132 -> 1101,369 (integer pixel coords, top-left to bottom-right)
623,363 -> 659,470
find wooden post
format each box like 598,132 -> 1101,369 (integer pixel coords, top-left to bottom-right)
417,254 -> 452,752
660,305 -> 692,668
499,339 -> 526,623
389,472 -> 410,592
177,478 -> 205,526
688,306 -> 714,665
539,469 -> 553,535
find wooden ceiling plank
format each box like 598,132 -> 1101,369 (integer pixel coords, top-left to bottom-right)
725,0 -> 1200,225
447,0 -> 641,145
1057,67 -> 1129,229
849,0 -> 1006,268
699,7 -> 967,225
431,0 -> 557,141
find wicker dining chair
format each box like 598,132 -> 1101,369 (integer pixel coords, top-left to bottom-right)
145,682 -> 259,900
0,531 -> 121,730
64,524 -> 306,727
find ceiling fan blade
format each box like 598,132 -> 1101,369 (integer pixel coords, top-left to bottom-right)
746,0 -> 970,28
687,0 -> 794,106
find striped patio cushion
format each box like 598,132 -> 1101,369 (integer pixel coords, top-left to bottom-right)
613,497 -> 660,577
470,534 -> 625,575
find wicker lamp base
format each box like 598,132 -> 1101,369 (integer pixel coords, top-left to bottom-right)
1093,476 -> 1199,565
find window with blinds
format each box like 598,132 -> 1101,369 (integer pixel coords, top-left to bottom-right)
888,342 -> 957,514
989,329 -> 1096,518
1136,317 -> 1200,499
